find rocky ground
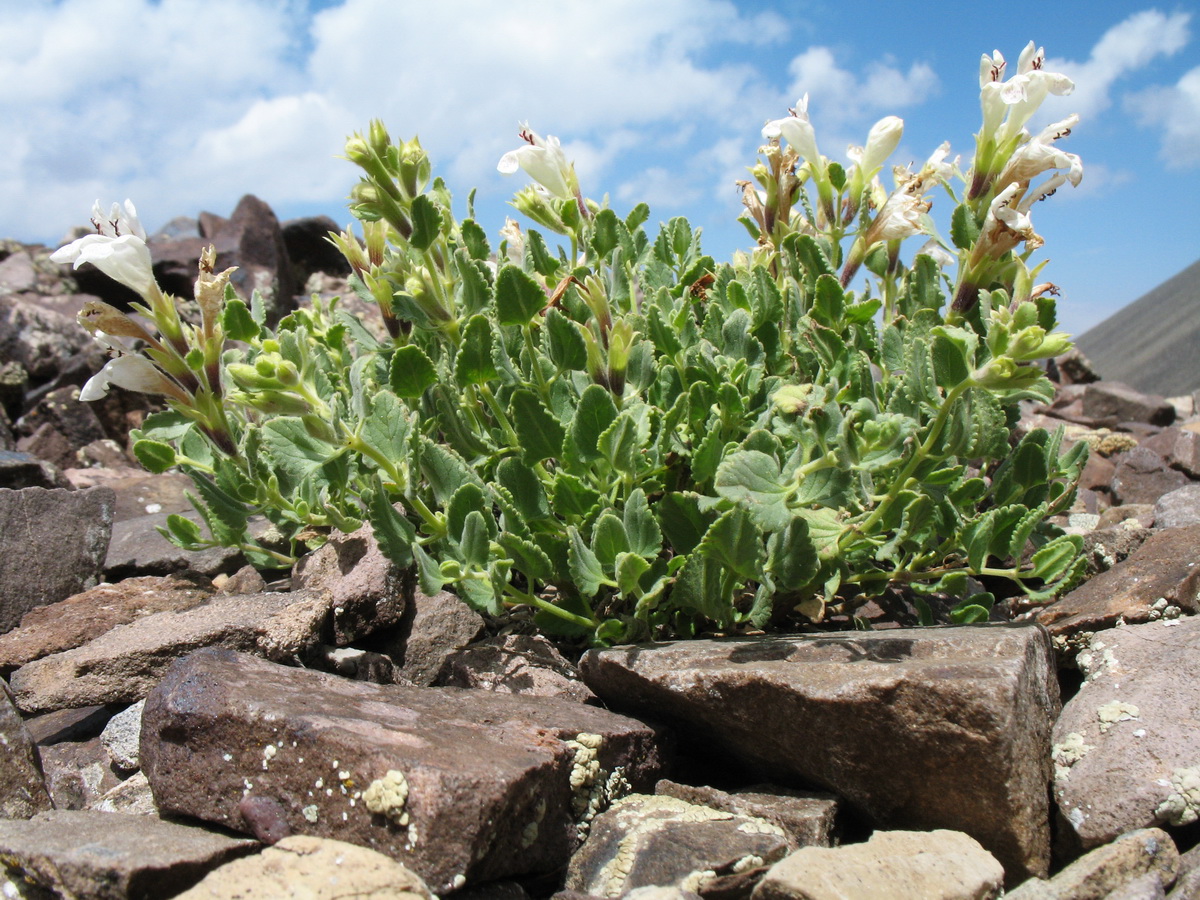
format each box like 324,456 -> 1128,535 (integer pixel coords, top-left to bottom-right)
2,201 -> 1200,899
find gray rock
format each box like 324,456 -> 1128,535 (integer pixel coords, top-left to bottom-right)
7,577 -> 406,713
104,510 -> 244,579
1007,829 -> 1179,900
0,448 -> 65,489
0,678 -> 52,817
754,829 -> 1004,900
1083,383 -> 1176,427
436,634 -> 595,703
92,770 -> 158,816
173,835 -> 434,900
563,793 -> 790,897
101,699 -> 145,772
39,735 -> 122,809
1154,486 -> 1200,529
1053,617 -> 1200,847
654,780 -> 838,848
15,385 -> 108,470
0,809 -> 256,899
1111,447 -> 1190,506
0,293 -> 91,381
140,647 -> 668,894
385,588 -> 485,687
0,485 -> 115,633
580,625 -> 1059,881
1143,427 -> 1200,478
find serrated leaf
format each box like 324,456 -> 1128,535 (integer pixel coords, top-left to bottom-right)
950,203 -> 980,250
571,384 -> 619,461
1029,534 -> 1082,581
496,457 -> 550,522
615,552 -> 651,597
544,307 -> 588,371
420,438 -> 483,505
364,481 -> 415,568
360,390 -> 412,463
598,413 -> 639,474
671,552 -> 728,623
591,208 -> 621,259
459,510 -> 490,568
221,298 -> 261,341
460,218 -> 490,260
509,389 -> 565,463
593,513 -> 629,568
413,543 -> 446,595
658,492 -> 718,556
963,511 -> 995,572
496,265 -> 546,326
133,439 -> 176,473
455,315 -> 499,386
552,472 -> 602,520
447,482 -> 489,546
409,193 -> 443,251
390,345 -> 438,398
458,574 -> 503,616
699,507 -> 763,579
260,417 -> 336,488
497,532 -> 553,583
812,274 -> 845,328
714,450 -> 792,532
163,513 -> 202,546
525,229 -> 561,277
623,489 -> 662,559
766,517 -> 817,591
569,526 -> 608,597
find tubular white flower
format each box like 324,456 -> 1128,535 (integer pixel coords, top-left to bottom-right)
858,116 -> 904,177
864,189 -> 930,244
497,125 -> 576,200
79,354 -> 187,403
763,95 -> 822,169
50,199 -> 159,303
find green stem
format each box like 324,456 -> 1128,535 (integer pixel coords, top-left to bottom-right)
505,585 -> 598,630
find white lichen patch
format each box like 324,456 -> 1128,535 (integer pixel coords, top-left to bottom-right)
261,744 -> 278,770
565,732 -> 631,840
1076,640 -> 1118,683
1053,732 -> 1094,781
679,869 -> 717,893
222,752 -> 233,762
521,799 -> 547,849
302,805 -> 319,823
736,817 -> 786,837
1097,700 -> 1140,732
733,855 -> 764,873
1155,766 -> 1200,826
363,769 -> 410,826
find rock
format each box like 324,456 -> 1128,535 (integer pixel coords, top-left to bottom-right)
1083,383 -> 1176,427
62,468 -> 196,522
0,678 -> 52,818
25,704 -> 117,745
39,736 -> 123,809
436,634 -> 596,703
564,793 -> 790,897
92,770 -> 159,816
1155,486 -> 1200,529
216,194 -> 297,325
1111,447 -> 1191,505
580,625 -> 1058,881
291,522 -> 407,645
654,780 -> 838,848
754,829 -> 1005,900
173,835 -> 434,900
15,384 -> 108,469
282,215 -> 352,284
1143,427 -> 1200,478
0,293 -> 91,381
1007,829 -> 1179,900
0,810 -> 256,899
101,699 -> 145,772
140,647 -> 668,894
1054,349 -> 1102,385
7,580 -> 406,713
104,510 -> 245,579
0,448 -> 65,489
0,485 -> 115,633
1035,525 -> 1200,642
0,572 -> 213,671
1080,523 -> 1152,578
1053,617 -> 1200,847
384,589 -> 485,687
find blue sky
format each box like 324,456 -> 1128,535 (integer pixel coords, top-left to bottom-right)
2,1 -> 1197,338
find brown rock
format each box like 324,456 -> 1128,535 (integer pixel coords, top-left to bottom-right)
436,634 -> 595,703
0,293 -> 92,381
62,467 -> 195,522
1007,829 -> 1179,899
15,385 -> 108,469
1083,383 -> 1176,427
0,809 -> 256,899
0,678 -> 52,818
104,510 -> 245,579
1035,525 -> 1200,640
1053,617 -> 1200,848
24,704 -> 116,745
754,830 -> 1004,900
563,793 -> 790,897
1110,446 -> 1190,505
0,485 -> 115,633
0,448 -> 66,489
213,194 -> 297,325
385,589 -> 485,687
0,572 -> 213,671
7,580 -> 400,713
654,780 -> 838,849
1155,485 -> 1200,529
39,736 -> 123,809
580,626 -> 1059,881
174,835 -> 434,900
93,770 -> 159,816
140,648 -> 668,894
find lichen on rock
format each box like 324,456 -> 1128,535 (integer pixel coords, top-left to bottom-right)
363,769 -> 410,826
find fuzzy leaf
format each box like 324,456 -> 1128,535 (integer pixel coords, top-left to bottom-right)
496,457 -> 550,522
699,507 -> 763,579
509,389 -> 565,463
593,513 -> 630,568
569,526 -> 608,597
545,308 -> 588,371
364,482 -> 416,568
571,384 -> 619,461
768,517 -> 817,591
714,450 -> 792,532
390,345 -> 438,398
623,489 -> 662,559
133,439 -> 176,473
496,265 -> 546,327
409,193 -> 443,251
455,315 -> 499,386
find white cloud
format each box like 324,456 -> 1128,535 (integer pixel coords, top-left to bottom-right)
786,46 -> 938,122
1041,9 -> 1192,123
1126,66 -> 1200,168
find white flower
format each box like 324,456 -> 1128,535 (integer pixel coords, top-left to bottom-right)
763,95 -> 822,168
854,116 -> 904,179
979,183 -> 1043,258
994,43 -> 1075,145
864,190 -> 931,244
499,217 -> 525,264
50,200 -> 159,302
497,125 -> 576,200
997,115 -> 1083,190
79,354 -> 187,403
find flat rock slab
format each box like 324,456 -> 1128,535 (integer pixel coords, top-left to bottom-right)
1007,828 -> 1179,900
0,809 -> 256,900
8,584 -> 396,713
173,835 -> 434,900
755,829 -> 1004,900
1052,616 -> 1200,848
0,679 -> 51,818
0,572 -> 213,672
0,486 -> 115,632
580,624 -> 1059,881
1036,525 -> 1200,641
140,648 -> 669,894
654,780 -> 838,848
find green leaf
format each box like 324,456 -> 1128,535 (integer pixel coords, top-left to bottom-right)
623,489 -> 662,559
460,218 -> 491,260
456,251 -> 493,315
658,492 -> 718,555
163,513 -> 202,547
133,439 -> 176,473
409,193 -> 443,252
221,298 -> 261,341
812,274 -> 845,328
767,517 -> 817,591
827,160 -> 846,191
950,203 -> 980,251
625,203 -> 650,232
598,413 -> 639,474
455,315 -> 499,386
509,389 -> 565,463
1029,534 -> 1083,581
497,532 -> 554,583
552,472 -> 602,520
413,543 -> 445,595
364,481 -> 415,568
671,552 -> 728,623
593,513 -> 630,568
714,450 -> 792,532
615,552 -> 652,597
525,229 -> 561,278
447,482 -> 489,546
591,208 -> 621,259
699,507 -> 763,580
571,384 -> 619,461
390,345 -> 438,398
496,457 -> 550,522
360,390 -> 412,463
261,417 -> 337,486
963,511 -> 995,572
568,526 -> 608,597
545,308 -> 588,371
459,510 -> 490,568
496,265 -> 546,327
420,438 -> 484,505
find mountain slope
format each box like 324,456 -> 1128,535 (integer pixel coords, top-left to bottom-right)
1074,258 -> 1200,397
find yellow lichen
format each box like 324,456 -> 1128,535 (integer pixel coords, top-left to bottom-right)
363,769 -> 410,826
